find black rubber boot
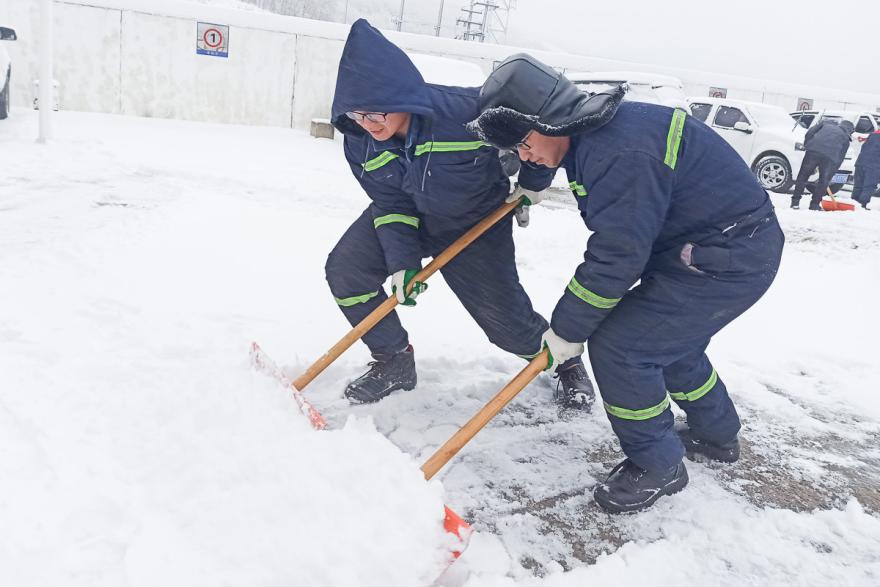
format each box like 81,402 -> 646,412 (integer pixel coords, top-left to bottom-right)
790,197 -> 800,210
553,357 -> 595,411
593,458 -> 689,514
344,345 -> 416,404
677,427 -> 740,463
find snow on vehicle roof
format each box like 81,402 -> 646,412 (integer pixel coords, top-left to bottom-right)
406,53 -> 486,87
566,70 -> 683,88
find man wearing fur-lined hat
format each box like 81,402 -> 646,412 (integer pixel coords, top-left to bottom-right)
468,54 -> 785,513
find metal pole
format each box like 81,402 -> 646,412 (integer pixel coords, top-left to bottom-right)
435,0 -> 445,36
396,0 -> 405,31
38,0 -> 53,143
479,1 -> 490,42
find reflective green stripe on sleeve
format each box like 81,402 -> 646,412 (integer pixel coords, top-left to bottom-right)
668,369 -> 718,402
568,181 -> 587,197
414,140 -> 486,156
664,109 -> 687,170
361,142 -> 485,171
334,290 -> 379,307
604,395 -> 670,421
566,277 -> 621,309
373,214 -> 420,229
362,151 -> 399,172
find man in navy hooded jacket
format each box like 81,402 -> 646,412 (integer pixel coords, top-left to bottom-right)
468,54 -> 784,514
326,20 -> 594,407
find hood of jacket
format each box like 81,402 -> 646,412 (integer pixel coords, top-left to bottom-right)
331,19 -> 434,136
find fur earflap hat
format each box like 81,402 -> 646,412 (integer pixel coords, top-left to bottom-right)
466,53 -> 626,150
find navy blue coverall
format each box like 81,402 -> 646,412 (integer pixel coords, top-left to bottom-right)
519,102 -> 785,472
852,131 -> 880,205
326,20 -> 547,358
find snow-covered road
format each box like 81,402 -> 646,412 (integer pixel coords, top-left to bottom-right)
1,110 -> 878,586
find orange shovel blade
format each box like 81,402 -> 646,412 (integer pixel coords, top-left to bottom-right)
443,505 -> 472,558
820,200 -> 855,211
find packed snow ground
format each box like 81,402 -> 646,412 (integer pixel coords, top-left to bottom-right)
1,110 -> 878,586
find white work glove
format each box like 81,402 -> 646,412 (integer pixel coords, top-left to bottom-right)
541,327 -> 584,371
506,183 -> 545,228
390,268 -> 427,306
505,183 -> 546,206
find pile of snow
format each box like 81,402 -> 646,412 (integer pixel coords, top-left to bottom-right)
0,111 -> 454,586
1,109 -> 878,586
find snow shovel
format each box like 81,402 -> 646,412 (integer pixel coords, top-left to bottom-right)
821,186 -> 855,211
286,197 -> 524,393
421,349 -> 549,564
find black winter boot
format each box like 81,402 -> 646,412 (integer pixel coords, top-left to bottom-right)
344,345 -> 416,404
593,458 -> 689,514
553,358 -> 595,411
677,427 -> 740,463
790,197 -> 800,210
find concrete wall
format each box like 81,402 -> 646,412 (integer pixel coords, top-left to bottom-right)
2,0 -> 878,130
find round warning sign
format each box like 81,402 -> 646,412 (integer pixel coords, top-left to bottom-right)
197,22 -> 229,58
203,28 -> 223,48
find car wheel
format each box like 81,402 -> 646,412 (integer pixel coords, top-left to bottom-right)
753,155 -> 792,193
0,69 -> 9,120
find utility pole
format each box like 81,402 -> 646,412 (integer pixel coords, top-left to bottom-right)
395,0 -> 406,31
38,0 -> 53,143
456,0 -> 515,43
435,0 -> 445,36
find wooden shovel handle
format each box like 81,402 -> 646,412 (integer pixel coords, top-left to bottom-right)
420,350 -> 549,481
291,198 -> 522,391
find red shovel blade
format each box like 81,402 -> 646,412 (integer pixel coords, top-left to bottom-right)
821,199 -> 855,211
443,505 -> 472,558
250,342 -> 327,430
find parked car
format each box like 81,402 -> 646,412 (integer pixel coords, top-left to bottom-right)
687,97 -> 854,194
0,26 -> 16,120
566,71 -> 688,110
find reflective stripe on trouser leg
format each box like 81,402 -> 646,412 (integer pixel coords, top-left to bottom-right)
665,352 -> 740,445
325,208 -> 410,355
588,332 -> 684,472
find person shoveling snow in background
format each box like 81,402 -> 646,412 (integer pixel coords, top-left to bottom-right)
467,54 -> 785,514
851,129 -> 880,210
326,20 -> 595,408
790,116 -> 855,210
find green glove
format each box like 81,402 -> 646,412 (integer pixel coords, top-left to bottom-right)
391,268 -> 428,306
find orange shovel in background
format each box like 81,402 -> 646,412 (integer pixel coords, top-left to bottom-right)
821,186 -> 855,211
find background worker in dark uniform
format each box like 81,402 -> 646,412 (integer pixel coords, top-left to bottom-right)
326,21 -> 594,407
851,130 -> 880,210
467,54 -> 785,513
790,117 -> 854,210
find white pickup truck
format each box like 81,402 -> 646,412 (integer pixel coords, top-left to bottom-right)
687,97 -> 854,194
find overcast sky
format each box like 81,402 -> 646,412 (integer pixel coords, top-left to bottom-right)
504,0 -> 877,96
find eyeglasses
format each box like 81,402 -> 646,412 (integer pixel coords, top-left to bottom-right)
345,111 -> 388,123
515,131 -> 533,151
